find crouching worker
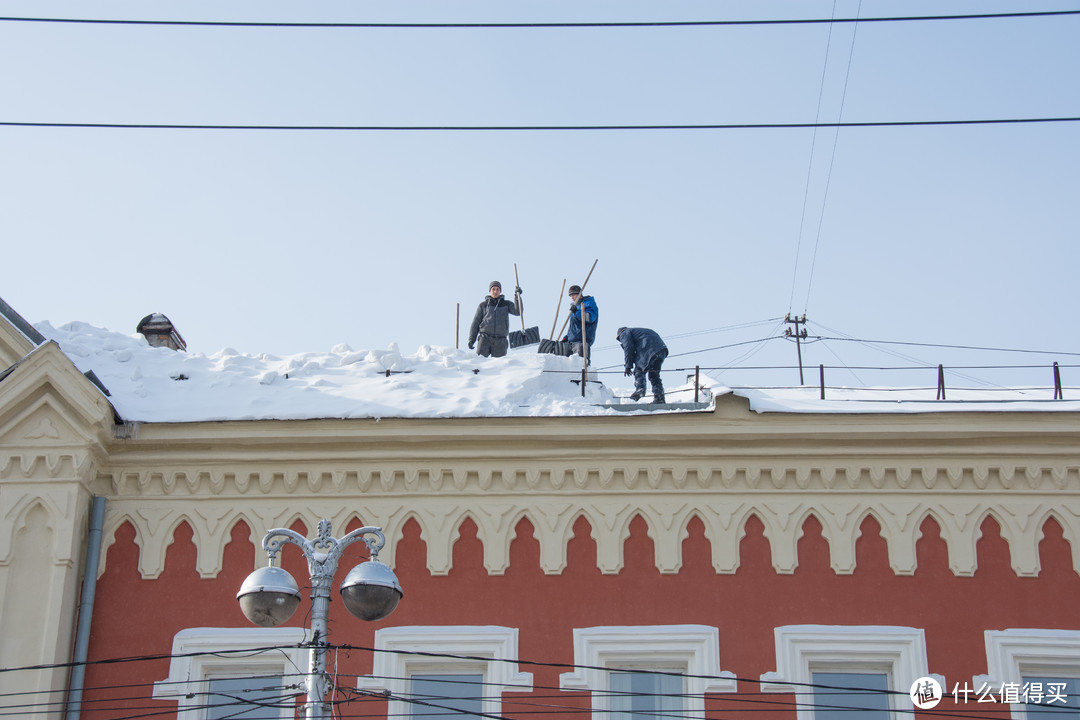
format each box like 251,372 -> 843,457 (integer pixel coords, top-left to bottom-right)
616,326 -> 668,403
468,280 -> 523,358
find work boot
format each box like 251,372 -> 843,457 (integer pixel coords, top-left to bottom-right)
653,392 -> 666,404
629,388 -> 645,401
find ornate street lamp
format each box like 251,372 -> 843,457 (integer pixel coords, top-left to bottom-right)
237,519 -> 403,719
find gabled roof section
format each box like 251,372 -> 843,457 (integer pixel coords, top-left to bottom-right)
0,296 -> 44,368
0,341 -> 119,454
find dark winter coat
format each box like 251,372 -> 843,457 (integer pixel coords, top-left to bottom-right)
468,294 -> 522,346
619,327 -> 668,372
564,295 -> 598,345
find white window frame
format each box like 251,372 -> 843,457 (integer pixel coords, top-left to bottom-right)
153,627 -> 308,720
976,629 -> 1080,720
356,626 -> 533,719
760,625 -> 941,720
559,625 -> 737,720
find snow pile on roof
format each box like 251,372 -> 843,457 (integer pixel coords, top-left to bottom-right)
29,321 -> 1080,422
35,321 -> 707,422
739,386 -> 1080,413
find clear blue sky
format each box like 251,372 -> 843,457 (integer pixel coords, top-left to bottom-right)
2,0 -> 1077,390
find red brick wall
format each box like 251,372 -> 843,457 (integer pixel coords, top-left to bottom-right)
81,513 -> 1080,718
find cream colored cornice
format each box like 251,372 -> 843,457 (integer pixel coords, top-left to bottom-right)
89,396 -> 1080,582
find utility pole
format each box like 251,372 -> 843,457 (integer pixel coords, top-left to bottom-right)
784,314 -> 808,385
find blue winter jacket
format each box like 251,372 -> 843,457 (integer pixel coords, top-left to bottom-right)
564,295 -> 598,344
619,327 -> 668,371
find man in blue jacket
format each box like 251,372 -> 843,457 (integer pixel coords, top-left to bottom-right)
617,326 -> 668,403
561,285 -> 598,363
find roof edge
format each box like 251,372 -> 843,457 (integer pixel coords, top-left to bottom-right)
0,296 -> 46,345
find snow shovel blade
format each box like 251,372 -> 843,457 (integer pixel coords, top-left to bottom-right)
537,338 -> 575,356
509,326 -> 541,349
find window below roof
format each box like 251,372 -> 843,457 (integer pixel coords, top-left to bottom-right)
560,625 -> 736,720
609,669 -> 685,720
811,671 -> 891,720
409,673 -> 485,719
153,627 -> 307,720
1021,676 -> 1080,717
761,625 -> 937,720
356,626 -> 533,719
978,629 -> 1080,720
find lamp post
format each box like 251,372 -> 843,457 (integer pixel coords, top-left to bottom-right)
237,519 -> 403,720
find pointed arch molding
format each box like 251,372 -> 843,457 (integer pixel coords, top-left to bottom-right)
0,340 -> 115,569
94,461 -> 1080,579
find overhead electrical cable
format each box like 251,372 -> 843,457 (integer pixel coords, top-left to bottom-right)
713,320 -> 790,369
810,320 -> 1080,362
808,321 -> 1007,388
813,337 -> 866,386
589,317 -> 786,355
37,675 -> 1051,720
667,334 -> 787,359
4,647 -> 1069,720
2,117 -> 1078,132
683,363 -> 1079,372
801,0 -> 863,316
815,335 -> 1080,357
826,336 -> 1005,389
789,0 -> 841,313
595,334 -> 786,371
0,9 -> 1077,27
0,644 -> 309,676
0,645 -> 923,701
662,317 -> 786,340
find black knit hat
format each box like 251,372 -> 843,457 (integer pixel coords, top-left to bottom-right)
489,281 -> 502,291
568,285 -> 582,295
616,327 -> 628,339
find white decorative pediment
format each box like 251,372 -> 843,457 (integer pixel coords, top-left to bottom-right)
0,342 -> 116,458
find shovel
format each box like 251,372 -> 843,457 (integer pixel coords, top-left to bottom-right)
508,263 -> 541,349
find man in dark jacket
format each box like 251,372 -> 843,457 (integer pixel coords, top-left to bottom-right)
468,281 -> 523,358
561,284 -> 598,363
617,326 -> 668,403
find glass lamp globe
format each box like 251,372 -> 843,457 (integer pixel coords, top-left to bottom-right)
237,565 -> 301,627
340,560 -> 403,621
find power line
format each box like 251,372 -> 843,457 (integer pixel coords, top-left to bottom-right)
816,335 -> 1080,357
2,644 -> 1070,719
799,1 -> 862,317
788,0 -> 842,314
2,117 -> 1078,132
12,670 -> 1047,720
668,364 -> 1080,371
589,318 -> 784,356
595,327 -> 1080,373
662,318 -> 786,341
592,334 -> 787,371
1,9 -> 1078,27
807,321 -> 1009,388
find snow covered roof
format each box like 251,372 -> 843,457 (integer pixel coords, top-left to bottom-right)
22,320 -> 1080,423
31,320 -> 652,422
736,386 -> 1080,414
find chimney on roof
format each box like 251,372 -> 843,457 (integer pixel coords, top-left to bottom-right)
137,313 -> 187,351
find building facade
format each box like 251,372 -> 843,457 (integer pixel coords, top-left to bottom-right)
1,299 -> 1078,719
